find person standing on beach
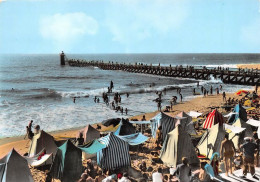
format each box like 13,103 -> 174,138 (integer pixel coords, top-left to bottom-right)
173,157 -> 192,182
210,86 -> 213,95
28,120 -> 33,130
25,126 -> 34,140
216,88 -> 219,95
240,137 -> 258,179
180,94 -> 183,102
223,92 -> 226,102
220,134 -> 236,176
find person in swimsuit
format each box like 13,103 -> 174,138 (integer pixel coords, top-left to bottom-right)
220,134 -> 236,176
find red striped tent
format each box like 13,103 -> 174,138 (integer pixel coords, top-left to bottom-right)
203,109 -> 224,129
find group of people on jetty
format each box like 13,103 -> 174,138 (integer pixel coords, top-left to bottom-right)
18,83 -> 260,182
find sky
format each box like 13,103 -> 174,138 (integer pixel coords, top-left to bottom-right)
0,0 -> 260,54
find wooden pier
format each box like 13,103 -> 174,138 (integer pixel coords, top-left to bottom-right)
67,60 -> 260,86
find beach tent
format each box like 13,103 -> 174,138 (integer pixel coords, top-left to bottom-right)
197,123 -> 226,158
203,109 -> 224,128
160,125 -> 199,168
160,112 -> 177,141
28,130 -> 57,164
0,149 -> 34,182
229,118 -> 253,149
102,118 -> 121,127
97,133 -> 130,170
118,118 -> 136,136
50,140 -> 83,182
228,104 -> 247,124
175,111 -> 197,135
77,124 -> 100,143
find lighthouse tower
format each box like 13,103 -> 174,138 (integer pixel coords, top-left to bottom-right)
60,51 -> 65,65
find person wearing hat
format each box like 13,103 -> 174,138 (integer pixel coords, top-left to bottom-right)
240,137 -> 258,178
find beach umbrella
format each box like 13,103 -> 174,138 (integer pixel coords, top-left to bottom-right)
235,90 -> 249,95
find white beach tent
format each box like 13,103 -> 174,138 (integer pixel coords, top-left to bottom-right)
197,123 -> 226,158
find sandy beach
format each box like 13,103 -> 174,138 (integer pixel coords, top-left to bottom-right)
237,64 -> 260,69
0,90 -> 251,181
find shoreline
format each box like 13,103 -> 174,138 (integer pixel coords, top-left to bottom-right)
0,91 -> 246,157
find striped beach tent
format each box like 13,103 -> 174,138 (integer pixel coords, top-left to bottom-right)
203,109 -> 224,129
97,133 -> 130,170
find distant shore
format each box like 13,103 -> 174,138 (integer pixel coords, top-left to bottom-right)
237,63 -> 260,69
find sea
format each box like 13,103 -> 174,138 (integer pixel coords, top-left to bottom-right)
0,53 -> 259,138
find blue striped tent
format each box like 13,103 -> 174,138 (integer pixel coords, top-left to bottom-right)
97,133 -> 130,170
